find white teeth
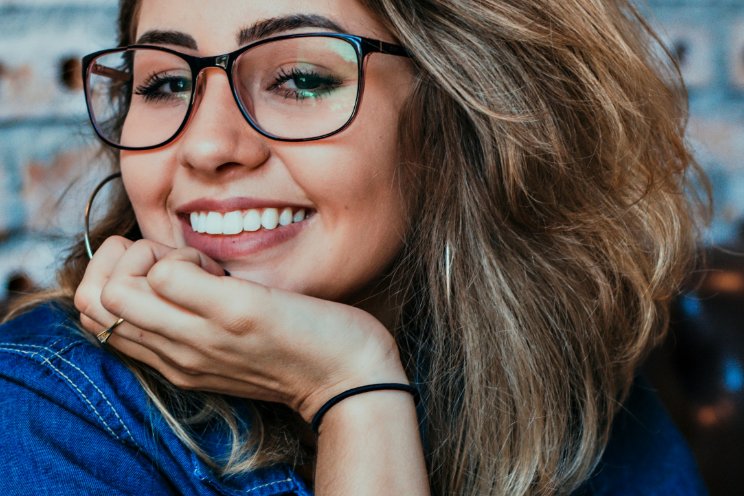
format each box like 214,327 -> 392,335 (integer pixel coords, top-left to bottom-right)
279,207 -> 293,226
261,208 -> 279,230
222,211 -> 243,235
206,212 -> 223,234
243,209 -> 261,232
189,208 -> 309,235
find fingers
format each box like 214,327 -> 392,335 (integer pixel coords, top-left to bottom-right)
157,247 -> 226,277
108,329 -> 286,402
75,236 -> 134,333
146,257 -> 268,325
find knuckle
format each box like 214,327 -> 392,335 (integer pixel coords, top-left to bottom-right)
167,372 -> 198,390
175,246 -> 200,261
147,260 -> 175,290
98,235 -> 133,255
99,281 -> 126,314
172,353 -> 205,376
98,236 -> 123,252
128,238 -> 157,261
73,287 -> 94,315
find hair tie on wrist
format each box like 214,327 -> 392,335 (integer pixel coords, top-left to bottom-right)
311,383 -> 419,434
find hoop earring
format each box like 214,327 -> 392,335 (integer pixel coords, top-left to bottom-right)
84,172 -> 122,260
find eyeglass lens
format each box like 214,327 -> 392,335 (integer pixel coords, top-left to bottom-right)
86,37 -> 361,147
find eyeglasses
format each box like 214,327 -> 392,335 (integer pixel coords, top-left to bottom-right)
81,33 -> 410,150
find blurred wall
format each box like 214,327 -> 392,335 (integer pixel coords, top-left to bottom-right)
2,0 -> 744,296
0,0 -> 116,300
647,0 -> 744,243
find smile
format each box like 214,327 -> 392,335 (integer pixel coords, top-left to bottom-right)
189,207 -> 308,235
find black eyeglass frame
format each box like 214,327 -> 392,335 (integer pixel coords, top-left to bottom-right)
82,32 -> 411,150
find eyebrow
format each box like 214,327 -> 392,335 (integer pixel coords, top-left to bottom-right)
136,30 -> 197,49
238,14 -> 345,45
135,14 -> 345,50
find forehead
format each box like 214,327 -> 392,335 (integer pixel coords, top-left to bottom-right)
135,0 -> 390,51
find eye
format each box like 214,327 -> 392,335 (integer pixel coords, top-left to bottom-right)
268,67 -> 343,101
134,73 -> 192,103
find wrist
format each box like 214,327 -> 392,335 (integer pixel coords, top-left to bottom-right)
296,365 -> 409,423
311,383 -> 419,433
315,386 -> 418,435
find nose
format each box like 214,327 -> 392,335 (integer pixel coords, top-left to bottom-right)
175,68 -> 270,175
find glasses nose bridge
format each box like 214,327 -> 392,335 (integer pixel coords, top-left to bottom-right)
192,53 -> 232,80
189,53 -> 235,110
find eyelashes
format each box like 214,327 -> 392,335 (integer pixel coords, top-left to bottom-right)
267,67 -> 343,101
132,66 -> 344,105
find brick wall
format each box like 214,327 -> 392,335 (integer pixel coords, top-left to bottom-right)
0,0 -> 116,300
1,0 -> 744,299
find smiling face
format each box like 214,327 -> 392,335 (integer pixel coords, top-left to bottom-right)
120,0 -> 414,306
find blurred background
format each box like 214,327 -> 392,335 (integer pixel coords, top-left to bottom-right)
0,0 -> 742,494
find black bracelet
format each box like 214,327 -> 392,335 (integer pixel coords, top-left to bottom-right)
311,383 -> 419,433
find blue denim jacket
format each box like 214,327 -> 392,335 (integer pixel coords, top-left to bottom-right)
0,303 -> 707,495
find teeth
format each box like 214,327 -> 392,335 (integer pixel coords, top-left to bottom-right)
243,210 -> 261,232
279,207 -> 293,226
205,212 -> 223,234
261,208 -> 279,230
223,211 -> 243,235
189,207 -> 309,235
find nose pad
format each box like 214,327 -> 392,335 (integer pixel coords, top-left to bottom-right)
189,71 -> 208,118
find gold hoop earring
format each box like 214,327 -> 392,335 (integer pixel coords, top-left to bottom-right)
84,172 -> 122,260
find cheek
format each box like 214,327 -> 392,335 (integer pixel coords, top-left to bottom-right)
120,151 -> 174,241
278,123 -> 408,298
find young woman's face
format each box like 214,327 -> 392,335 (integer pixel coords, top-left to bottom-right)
122,0 -> 414,303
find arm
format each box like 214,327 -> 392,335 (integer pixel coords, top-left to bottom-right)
74,238 -> 431,494
314,390 -> 430,495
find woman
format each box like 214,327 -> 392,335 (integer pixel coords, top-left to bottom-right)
1,0 -> 708,494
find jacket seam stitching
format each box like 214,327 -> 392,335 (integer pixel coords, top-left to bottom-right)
3,341 -> 140,448
0,345 -> 123,443
244,478 -> 293,493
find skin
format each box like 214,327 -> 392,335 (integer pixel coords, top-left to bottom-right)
74,0 -> 430,493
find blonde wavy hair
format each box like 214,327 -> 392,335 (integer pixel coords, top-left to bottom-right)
8,0 -> 708,494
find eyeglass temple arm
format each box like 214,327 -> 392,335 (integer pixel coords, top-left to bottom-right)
90,64 -> 130,82
361,37 -> 411,58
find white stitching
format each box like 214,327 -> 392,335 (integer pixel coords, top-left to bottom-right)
52,351 -> 138,446
0,346 -> 121,442
244,478 -> 293,494
1,341 -> 139,448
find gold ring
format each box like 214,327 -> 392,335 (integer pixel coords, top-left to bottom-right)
96,317 -> 125,344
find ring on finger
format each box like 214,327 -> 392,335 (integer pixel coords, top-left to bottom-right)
97,317 -> 125,345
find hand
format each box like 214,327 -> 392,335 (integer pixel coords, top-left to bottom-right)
74,236 -> 409,421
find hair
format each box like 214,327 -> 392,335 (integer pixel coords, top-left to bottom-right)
7,0 -> 709,494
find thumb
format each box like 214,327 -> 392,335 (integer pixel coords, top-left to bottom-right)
158,246 -> 227,277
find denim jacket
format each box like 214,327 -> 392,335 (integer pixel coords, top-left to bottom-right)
0,303 -> 707,495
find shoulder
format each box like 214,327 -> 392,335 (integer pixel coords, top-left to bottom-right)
0,302 -> 312,496
0,302 -> 145,448
577,377 -> 708,496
